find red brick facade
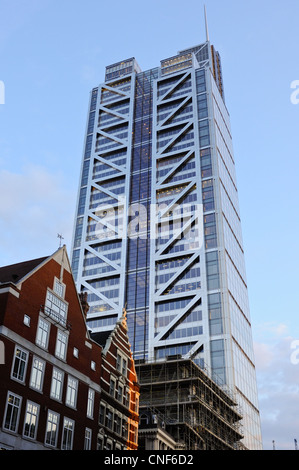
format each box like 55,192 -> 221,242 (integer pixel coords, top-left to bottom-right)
0,246 -> 139,450
94,313 -> 139,450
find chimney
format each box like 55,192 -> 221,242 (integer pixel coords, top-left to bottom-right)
79,292 -> 89,318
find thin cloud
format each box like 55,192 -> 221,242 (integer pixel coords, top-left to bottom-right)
254,326 -> 299,450
0,164 -> 76,265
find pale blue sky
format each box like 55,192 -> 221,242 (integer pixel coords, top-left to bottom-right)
0,0 -> 299,450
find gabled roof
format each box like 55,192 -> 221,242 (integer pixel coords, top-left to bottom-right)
0,256 -> 48,284
0,245 -> 73,287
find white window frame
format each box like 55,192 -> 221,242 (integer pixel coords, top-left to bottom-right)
45,409 -> 59,448
84,428 -> 92,450
3,391 -> 22,433
73,347 -> 79,358
55,329 -> 68,360
30,356 -> 46,392
36,317 -> 50,349
50,367 -> 64,401
23,400 -> 40,440
23,314 -> 31,327
53,277 -> 66,298
45,290 -> 68,325
87,388 -> 95,419
61,417 -> 75,450
66,375 -> 78,409
11,345 -> 28,383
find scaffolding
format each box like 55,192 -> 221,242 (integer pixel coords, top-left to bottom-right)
136,356 -> 244,450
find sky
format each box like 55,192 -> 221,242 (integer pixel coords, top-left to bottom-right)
0,0 -> 298,450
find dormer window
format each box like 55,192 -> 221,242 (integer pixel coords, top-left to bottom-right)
53,278 -> 65,299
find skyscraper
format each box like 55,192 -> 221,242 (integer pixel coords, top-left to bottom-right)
71,31 -> 262,449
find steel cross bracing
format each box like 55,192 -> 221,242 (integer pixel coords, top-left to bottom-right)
79,74 -> 136,324
148,68 -> 210,364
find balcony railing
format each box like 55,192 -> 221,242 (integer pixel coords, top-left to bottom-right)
40,304 -> 72,331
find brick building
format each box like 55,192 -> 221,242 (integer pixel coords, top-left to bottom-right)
0,246 -> 139,450
91,314 -> 140,450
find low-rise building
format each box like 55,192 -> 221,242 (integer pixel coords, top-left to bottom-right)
0,246 -> 139,450
91,313 -> 140,450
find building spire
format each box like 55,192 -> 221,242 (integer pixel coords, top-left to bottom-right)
204,5 -> 210,42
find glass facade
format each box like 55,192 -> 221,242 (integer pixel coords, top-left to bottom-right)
71,42 -> 262,450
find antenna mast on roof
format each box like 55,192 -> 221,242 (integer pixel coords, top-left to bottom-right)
204,5 -> 210,42
57,233 -> 64,248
